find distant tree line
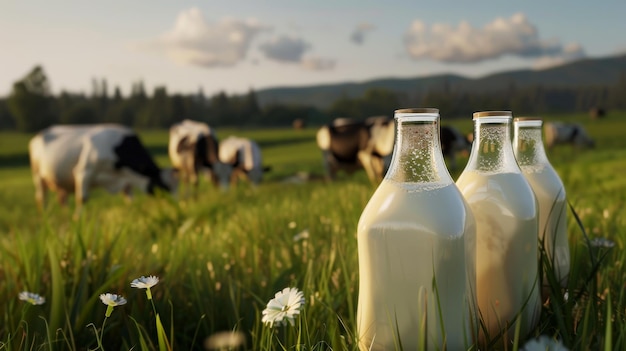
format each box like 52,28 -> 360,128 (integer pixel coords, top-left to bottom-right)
0,66 -> 329,132
1,65 -> 625,132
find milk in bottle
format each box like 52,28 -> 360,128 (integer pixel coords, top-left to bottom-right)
357,108 -> 476,351
456,111 -> 541,346
513,118 -> 570,289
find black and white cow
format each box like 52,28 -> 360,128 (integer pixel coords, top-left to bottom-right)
168,119 -> 224,191
316,116 -> 395,184
544,122 -> 595,149
29,124 -> 178,212
215,136 -> 268,187
316,118 -> 471,183
440,125 -> 472,171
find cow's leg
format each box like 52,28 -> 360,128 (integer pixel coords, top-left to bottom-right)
183,154 -> 200,197
73,147 -> 97,216
327,159 -> 343,181
328,162 -> 338,181
320,151 -> 335,181
357,151 -> 377,184
190,171 -> 199,188
73,167 -> 94,210
370,156 -> 385,183
32,173 -> 47,210
192,158 -> 203,190
230,168 -> 244,187
209,171 -> 219,188
57,190 -> 68,206
190,170 -> 199,198
180,170 -> 190,199
123,184 -> 133,203
185,173 -> 201,199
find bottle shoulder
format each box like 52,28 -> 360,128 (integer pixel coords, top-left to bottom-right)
521,165 -> 566,199
358,180 -> 473,236
456,171 -> 537,217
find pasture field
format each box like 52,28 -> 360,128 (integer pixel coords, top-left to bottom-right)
0,112 -> 625,350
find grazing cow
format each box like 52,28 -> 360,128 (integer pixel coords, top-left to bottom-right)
440,125 -> 472,171
28,124 -> 178,213
544,122 -> 595,149
215,136 -> 268,187
168,119 -> 224,191
316,116 -> 395,184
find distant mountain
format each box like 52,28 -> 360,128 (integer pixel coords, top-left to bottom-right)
256,54 -> 626,109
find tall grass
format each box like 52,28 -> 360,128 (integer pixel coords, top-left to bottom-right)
1,181 -> 371,350
0,112 -> 625,350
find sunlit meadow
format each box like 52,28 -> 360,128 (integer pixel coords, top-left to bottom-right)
0,113 -> 625,350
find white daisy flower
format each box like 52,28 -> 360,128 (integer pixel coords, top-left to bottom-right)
100,293 -> 127,317
131,275 -> 159,289
590,237 -> 615,248
293,229 -> 310,242
261,287 -> 305,327
520,335 -> 568,351
18,291 -> 45,305
131,275 -> 160,300
100,293 -> 127,306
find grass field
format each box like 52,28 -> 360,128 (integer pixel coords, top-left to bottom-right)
0,112 -> 624,350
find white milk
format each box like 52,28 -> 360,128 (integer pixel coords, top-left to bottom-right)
513,120 -> 570,289
456,170 -> 541,343
521,165 -> 569,287
357,180 -> 476,351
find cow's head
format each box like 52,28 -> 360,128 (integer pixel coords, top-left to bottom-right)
572,125 -> 596,149
160,168 -> 180,196
247,165 -> 271,185
212,162 -> 233,190
368,117 -> 395,157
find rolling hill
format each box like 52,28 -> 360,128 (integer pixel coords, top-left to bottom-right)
255,54 -> 626,109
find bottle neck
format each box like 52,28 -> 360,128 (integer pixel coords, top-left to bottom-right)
385,115 -> 452,184
467,117 -> 520,173
513,122 -> 550,168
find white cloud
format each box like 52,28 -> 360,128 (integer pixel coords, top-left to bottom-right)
404,13 -> 586,65
259,35 -> 335,70
301,57 -> 336,71
259,36 -> 310,62
533,43 -> 586,69
156,7 -> 271,67
350,23 -> 375,45
148,8 -> 335,72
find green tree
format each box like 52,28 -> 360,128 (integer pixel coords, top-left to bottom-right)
61,101 -> 98,124
0,98 -> 15,129
103,86 -> 134,125
170,94 -> 187,122
57,91 -> 98,124
608,72 -> 626,110
6,65 -> 57,132
210,91 -> 233,126
359,88 -> 399,117
261,104 -> 322,126
239,89 -> 262,124
328,93 -> 360,118
136,86 -> 174,128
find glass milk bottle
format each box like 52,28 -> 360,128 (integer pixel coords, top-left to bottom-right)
513,118 -> 570,290
357,108 -> 476,351
456,111 -> 541,346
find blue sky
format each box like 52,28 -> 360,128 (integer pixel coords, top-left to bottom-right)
1,0 -> 625,97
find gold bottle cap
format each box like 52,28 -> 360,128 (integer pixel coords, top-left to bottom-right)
513,117 -> 542,122
473,111 -> 512,118
395,108 -> 439,114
